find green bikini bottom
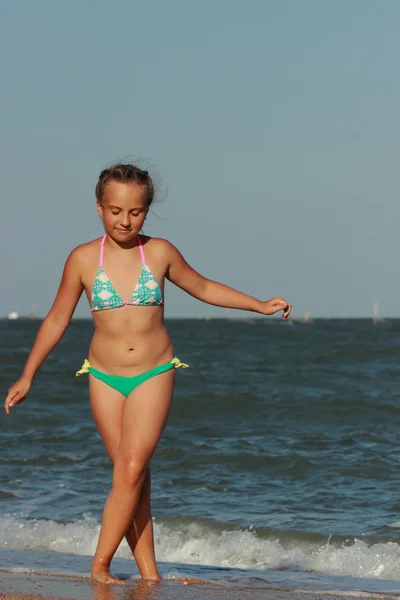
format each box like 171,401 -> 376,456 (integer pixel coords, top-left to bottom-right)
76,357 -> 188,397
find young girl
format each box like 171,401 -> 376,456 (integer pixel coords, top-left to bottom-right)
4,163 -> 292,585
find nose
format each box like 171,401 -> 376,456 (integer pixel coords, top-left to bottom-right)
120,213 -> 130,227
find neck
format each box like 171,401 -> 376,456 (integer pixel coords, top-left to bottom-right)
104,232 -> 141,250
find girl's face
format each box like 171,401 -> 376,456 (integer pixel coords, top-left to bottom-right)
97,181 -> 149,243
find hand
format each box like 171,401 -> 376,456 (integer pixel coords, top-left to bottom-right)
4,376 -> 32,415
260,297 -> 292,319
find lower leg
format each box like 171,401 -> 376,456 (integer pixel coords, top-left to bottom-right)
91,465 -> 146,583
125,470 -> 160,580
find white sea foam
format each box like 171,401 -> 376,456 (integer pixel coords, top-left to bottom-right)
2,515 -> 400,581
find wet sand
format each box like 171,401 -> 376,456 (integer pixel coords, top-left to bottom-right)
1,571 -> 399,600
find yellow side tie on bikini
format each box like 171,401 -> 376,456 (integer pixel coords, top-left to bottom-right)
171,357 -> 189,369
76,359 -> 91,377
76,357 -> 188,378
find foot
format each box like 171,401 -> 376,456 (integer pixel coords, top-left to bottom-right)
91,566 -> 124,585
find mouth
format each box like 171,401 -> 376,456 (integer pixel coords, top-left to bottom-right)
116,229 -> 132,234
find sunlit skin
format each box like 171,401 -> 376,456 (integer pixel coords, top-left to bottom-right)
4,179 -> 292,585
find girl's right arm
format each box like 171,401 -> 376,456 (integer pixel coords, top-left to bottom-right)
4,248 -> 84,415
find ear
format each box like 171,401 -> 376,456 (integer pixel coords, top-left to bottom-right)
96,202 -> 104,219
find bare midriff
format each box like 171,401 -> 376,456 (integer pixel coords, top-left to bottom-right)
88,306 -> 173,376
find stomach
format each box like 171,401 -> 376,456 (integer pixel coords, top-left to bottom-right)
88,306 -> 173,375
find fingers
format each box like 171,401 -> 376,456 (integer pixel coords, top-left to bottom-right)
4,391 -> 17,415
281,299 -> 292,319
268,296 -> 292,319
4,389 -> 25,415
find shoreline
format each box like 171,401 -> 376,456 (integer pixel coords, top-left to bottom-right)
2,571 -> 400,600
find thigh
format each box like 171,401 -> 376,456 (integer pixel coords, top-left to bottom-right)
117,368 -> 176,465
89,374 -> 126,462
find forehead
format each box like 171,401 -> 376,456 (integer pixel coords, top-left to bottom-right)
102,180 -> 147,208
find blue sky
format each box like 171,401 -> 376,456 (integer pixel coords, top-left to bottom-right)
1,0 -> 399,318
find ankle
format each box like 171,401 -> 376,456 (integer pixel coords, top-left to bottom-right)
140,566 -> 161,580
144,574 -> 161,582
92,556 -> 111,570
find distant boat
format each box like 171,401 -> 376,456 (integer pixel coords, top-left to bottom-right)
27,302 -> 37,320
372,301 -> 384,324
287,302 -> 312,324
227,309 -> 255,324
303,301 -> 312,324
8,311 -> 19,320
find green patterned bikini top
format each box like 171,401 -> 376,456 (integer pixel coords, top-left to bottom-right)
91,234 -> 164,312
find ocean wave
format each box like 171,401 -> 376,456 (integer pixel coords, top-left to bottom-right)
2,515 -> 400,581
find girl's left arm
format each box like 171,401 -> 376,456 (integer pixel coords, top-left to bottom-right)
165,242 -> 292,319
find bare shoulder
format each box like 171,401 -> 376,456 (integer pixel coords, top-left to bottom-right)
69,237 -> 102,260
141,236 -> 181,260
64,238 -> 102,272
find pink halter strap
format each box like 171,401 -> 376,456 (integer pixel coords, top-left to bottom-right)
99,235 -> 106,267
137,234 -> 146,264
99,234 -> 145,266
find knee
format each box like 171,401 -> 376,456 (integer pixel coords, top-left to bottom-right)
114,454 -> 148,489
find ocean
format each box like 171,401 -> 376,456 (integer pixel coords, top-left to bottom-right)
1,317 -> 400,599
